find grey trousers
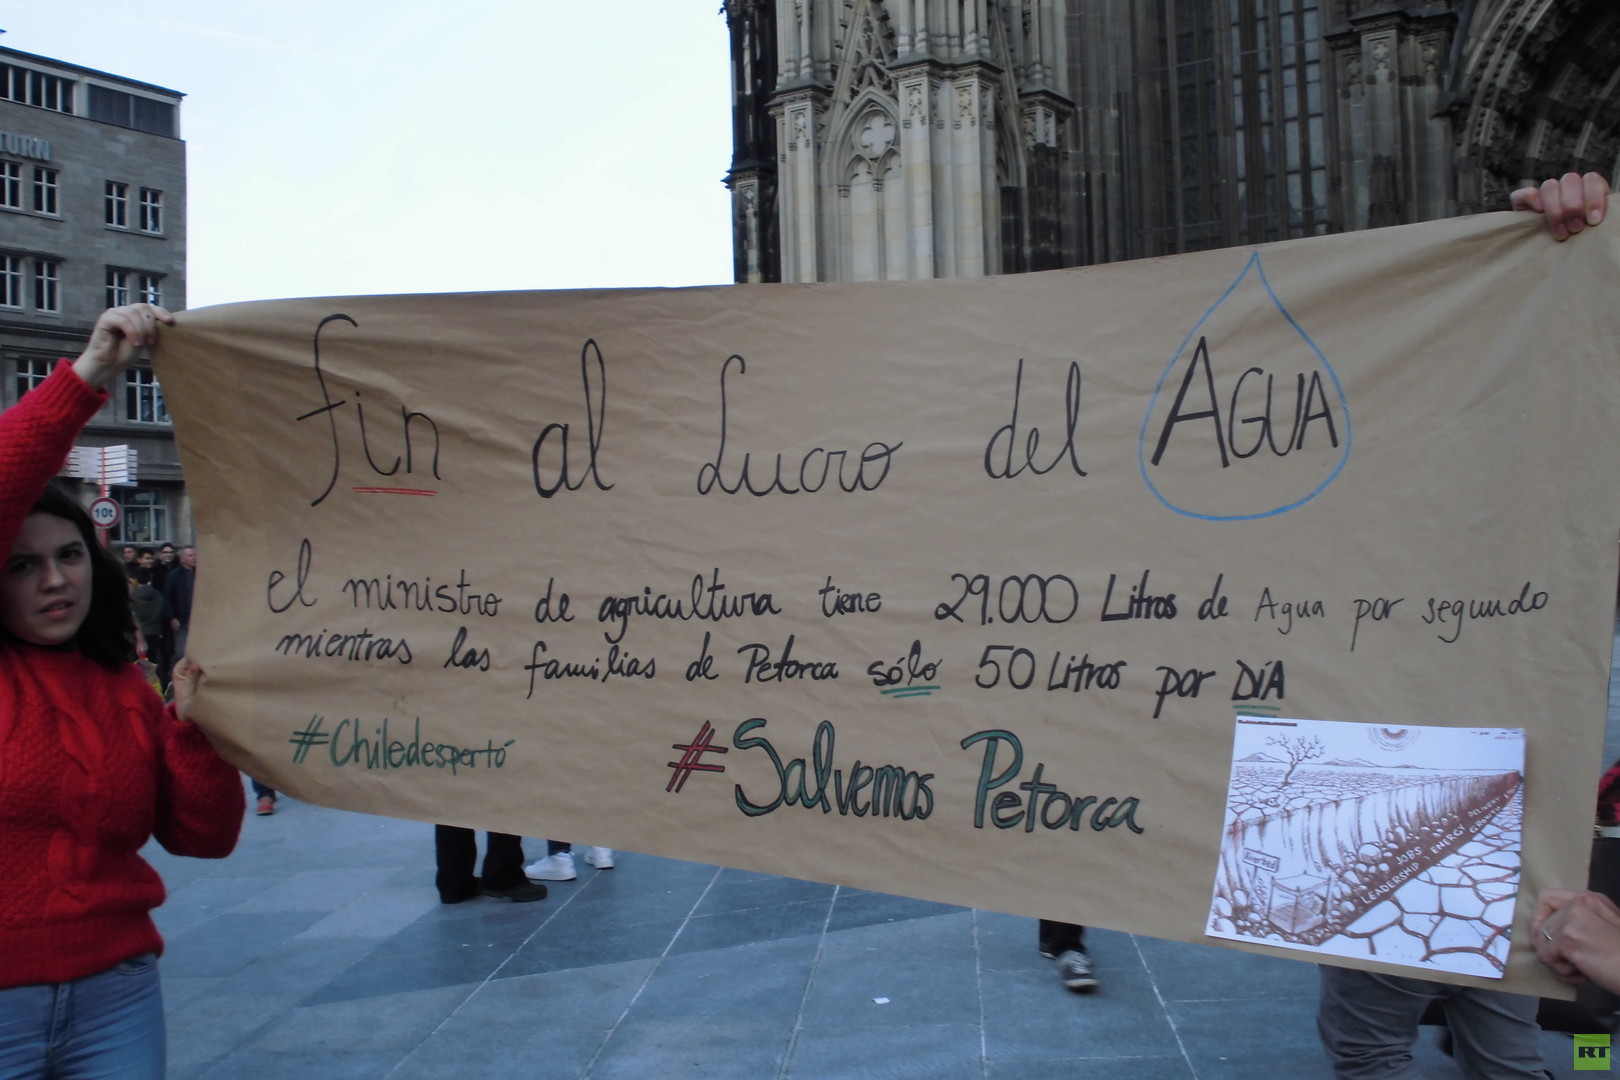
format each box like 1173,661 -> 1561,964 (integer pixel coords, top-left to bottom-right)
1317,966 -> 1552,1080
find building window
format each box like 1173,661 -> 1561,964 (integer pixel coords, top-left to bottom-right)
0,254 -> 20,308
106,268 -> 130,308
138,189 -> 162,233
32,167 -> 57,215
0,63 -> 74,113
1134,0 -> 1331,256
105,181 -> 128,226
107,268 -> 161,307
86,85 -> 175,137
115,490 -> 168,544
32,259 -> 59,313
124,367 -> 168,424
15,357 -> 52,399
0,162 -> 19,209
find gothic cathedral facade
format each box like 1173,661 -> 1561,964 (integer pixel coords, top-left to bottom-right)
724,0 -> 1620,283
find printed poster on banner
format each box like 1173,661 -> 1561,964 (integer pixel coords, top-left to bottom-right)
1208,716 -> 1525,979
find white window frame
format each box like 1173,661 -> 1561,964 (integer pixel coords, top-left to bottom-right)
32,259 -> 59,313
32,167 -> 57,215
106,267 -> 130,308
137,273 -> 162,305
14,357 -> 51,400
1,65 -> 73,113
115,490 -> 168,544
0,162 -> 19,209
138,188 -> 162,233
124,367 -> 169,424
0,254 -> 20,308
105,181 -> 128,227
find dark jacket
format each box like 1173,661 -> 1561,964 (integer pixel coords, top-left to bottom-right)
130,580 -> 169,640
162,566 -> 195,627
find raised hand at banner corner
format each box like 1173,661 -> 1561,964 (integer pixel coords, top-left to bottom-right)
72,303 -> 173,391
1511,171 -> 1609,241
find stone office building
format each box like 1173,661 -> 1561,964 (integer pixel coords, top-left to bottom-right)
0,44 -> 188,545
723,0 -> 1620,283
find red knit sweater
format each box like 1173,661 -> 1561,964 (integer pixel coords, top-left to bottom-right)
0,362 -> 244,988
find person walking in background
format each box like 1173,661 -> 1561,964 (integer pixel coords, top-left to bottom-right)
153,543 -> 175,674
162,544 -> 196,683
129,565 -> 171,685
1038,920 -> 1097,993
151,542 -> 174,591
251,779 -> 278,817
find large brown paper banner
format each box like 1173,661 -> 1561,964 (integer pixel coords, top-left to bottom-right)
158,209 -> 1620,995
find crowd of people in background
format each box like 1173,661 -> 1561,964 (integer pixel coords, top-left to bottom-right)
119,540 -> 196,690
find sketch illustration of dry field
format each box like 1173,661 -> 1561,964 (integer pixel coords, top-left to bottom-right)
1208,717 -> 1524,978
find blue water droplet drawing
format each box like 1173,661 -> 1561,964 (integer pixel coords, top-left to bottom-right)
1138,252 -> 1352,521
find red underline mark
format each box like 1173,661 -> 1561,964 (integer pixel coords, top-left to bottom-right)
352,487 -> 439,497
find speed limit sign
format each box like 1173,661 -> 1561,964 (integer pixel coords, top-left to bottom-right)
88,497 -> 121,530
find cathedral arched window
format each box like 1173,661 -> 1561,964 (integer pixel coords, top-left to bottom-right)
1134,0 -> 1332,255
839,108 -> 905,281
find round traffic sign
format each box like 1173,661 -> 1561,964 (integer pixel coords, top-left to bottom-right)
89,497 -> 121,530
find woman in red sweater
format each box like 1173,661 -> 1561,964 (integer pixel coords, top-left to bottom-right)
0,304 -> 245,1079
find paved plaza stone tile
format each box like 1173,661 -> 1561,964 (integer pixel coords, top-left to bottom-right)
250,985 -> 472,1054
193,1050 -> 402,1080
1166,996 -> 1335,1080
624,937 -> 819,1024
1132,933 -> 1320,1002
986,1058 -> 1195,1080
152,798 -> 1604,1080
786,1023 -> 983,1080
668,896 -> 834,955
148,635 -> 1620,1078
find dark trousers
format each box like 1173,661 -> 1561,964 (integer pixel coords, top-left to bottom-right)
1038,919 -> 1087,955
158,624 -> 175,686
434,826 -> 527,902
142,633 -> 170,689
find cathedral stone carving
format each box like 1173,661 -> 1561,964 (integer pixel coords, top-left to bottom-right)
725,0 -> 1620,281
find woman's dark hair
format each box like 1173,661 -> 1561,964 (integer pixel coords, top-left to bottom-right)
12,482 -> 138,669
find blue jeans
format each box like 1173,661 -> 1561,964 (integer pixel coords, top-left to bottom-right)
1317,965 -> 1551,1080
0,954 -> 165,1080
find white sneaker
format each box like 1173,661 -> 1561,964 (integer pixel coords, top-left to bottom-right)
1056,950 -> 1098,993
524,852 -> 576,881
582,846 -> 615,869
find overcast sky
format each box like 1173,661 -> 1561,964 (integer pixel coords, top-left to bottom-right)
3,2 -> 736,308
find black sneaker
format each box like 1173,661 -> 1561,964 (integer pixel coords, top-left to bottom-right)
484,881 -> 548,903
1056,950 -> 1098,993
